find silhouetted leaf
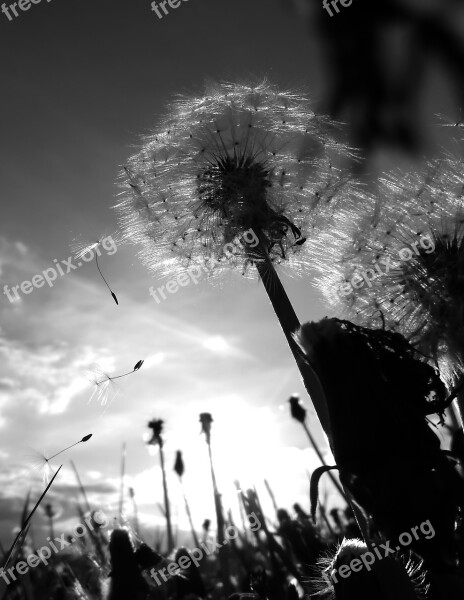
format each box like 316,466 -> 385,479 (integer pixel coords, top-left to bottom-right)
310,465 -> 339,523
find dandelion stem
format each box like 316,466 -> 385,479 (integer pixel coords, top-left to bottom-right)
204,433 -> 230,595
252,238 -> 332,441
157,442 -> 174,553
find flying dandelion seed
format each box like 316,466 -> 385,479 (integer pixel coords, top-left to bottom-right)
71,235 -> 120,305
25,435 -> 92,483
88,360 -> 144,405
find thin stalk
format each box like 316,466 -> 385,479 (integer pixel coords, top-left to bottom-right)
456,390 -> 464,429
129,488 -> 140,537
179,476 -> 199,548
3,466 -> 62,569
448,401 -> 461,430
318,504 -> 336,539
48,515 -> 55,540
70,461 -> 92,514
205,438 -> 230,596
119,443 -> 126,522
264,479 -> 279,516
158,443 -> 174,553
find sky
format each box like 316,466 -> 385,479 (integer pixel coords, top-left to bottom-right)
0,0 -> 463,551
0,0 -> 339,547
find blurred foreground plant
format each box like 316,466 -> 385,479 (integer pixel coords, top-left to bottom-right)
298,317 -> 464,599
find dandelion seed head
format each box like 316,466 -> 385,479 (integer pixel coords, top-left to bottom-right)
311,155 -> 464,383
116,79 -> 358,280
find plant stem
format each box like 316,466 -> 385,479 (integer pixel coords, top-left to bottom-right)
456,391 -> 464,429
302,422 -> 347,503
71,461 -> 92,514
179,476 -> 199,548
158,443 -> 174,553
119,443 -> 126,522
253,241 -> 332,442
205,438 -> 230,596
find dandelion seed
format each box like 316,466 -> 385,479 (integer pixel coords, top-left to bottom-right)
25,435 -> 92,483
88,361 -> 144,405
71,234 -> 120,305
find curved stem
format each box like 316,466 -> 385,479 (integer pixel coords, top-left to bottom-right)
302,422 -> 347,503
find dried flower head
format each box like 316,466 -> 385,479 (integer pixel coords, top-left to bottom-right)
199,412 -> 213,442
174,450 -> 184,478
311,154 -> 464,384
44,503 -> 56,519
147,419 -> 164,446
115,79 -> 358,280
288,393 -> 307,423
